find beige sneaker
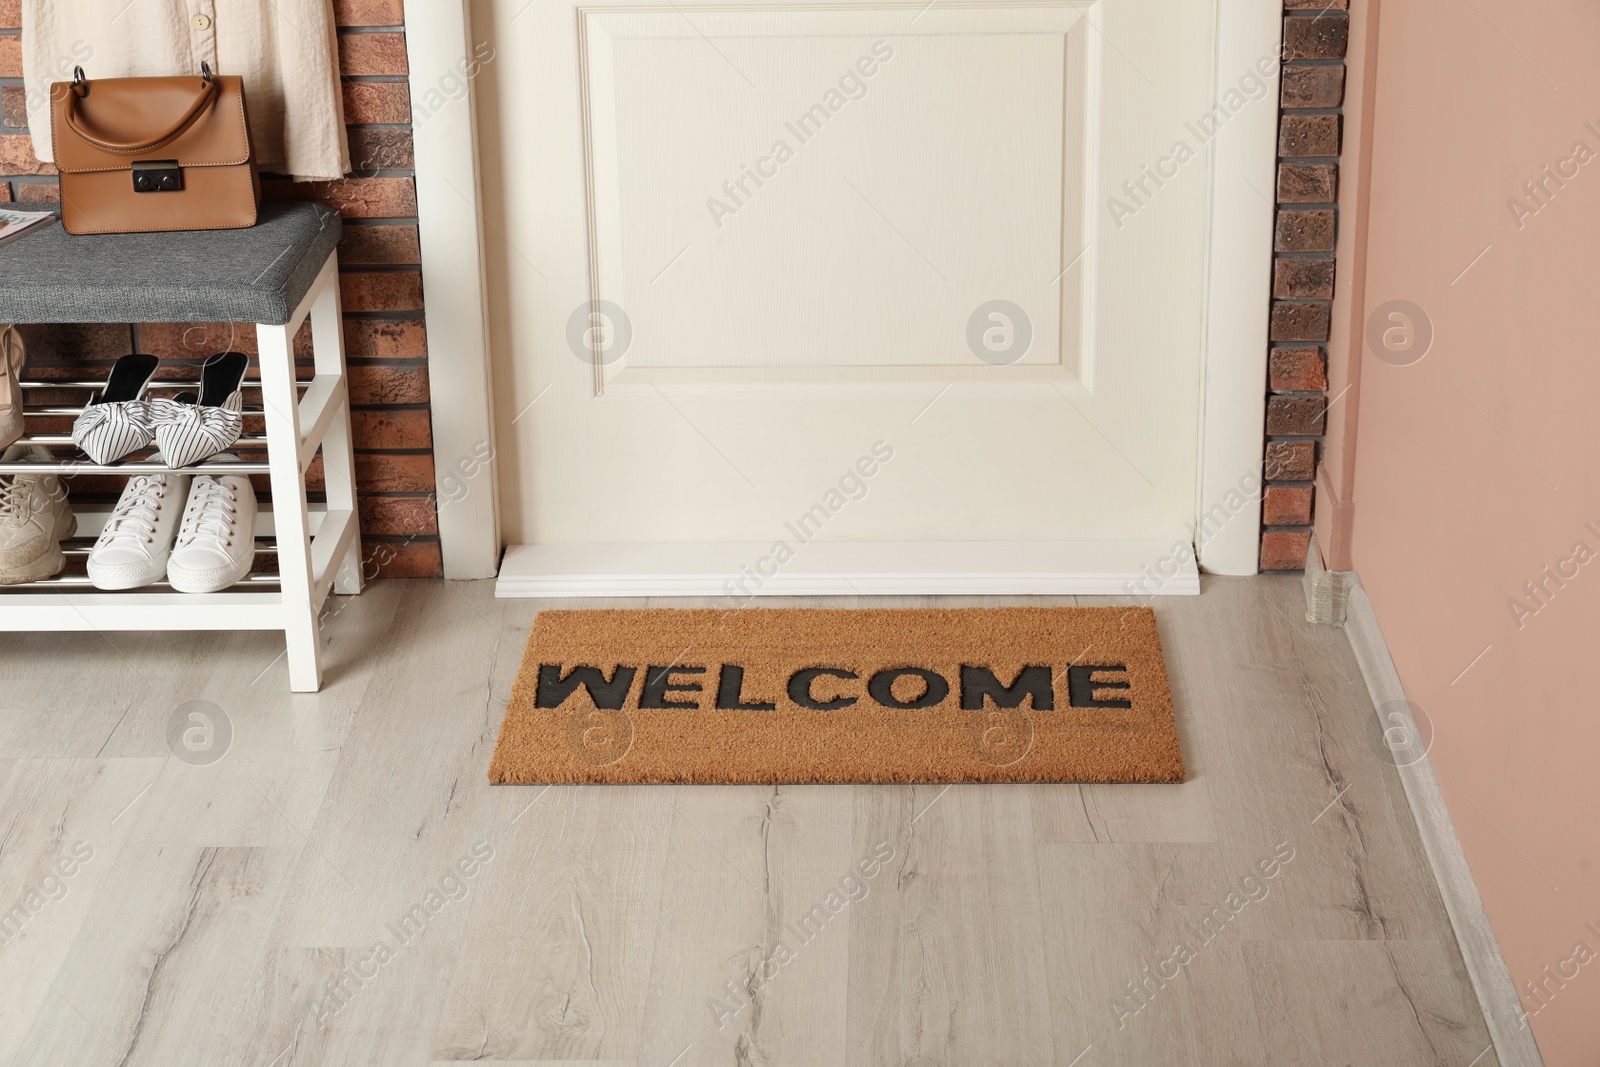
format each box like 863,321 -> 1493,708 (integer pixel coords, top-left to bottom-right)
0,443 -> 76,585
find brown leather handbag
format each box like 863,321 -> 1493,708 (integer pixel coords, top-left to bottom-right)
50,64 -> 262,235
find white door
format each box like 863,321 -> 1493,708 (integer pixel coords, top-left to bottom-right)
473,0 -> 1247,593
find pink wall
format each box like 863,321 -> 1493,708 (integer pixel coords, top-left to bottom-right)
1330,1 -> 1600,1062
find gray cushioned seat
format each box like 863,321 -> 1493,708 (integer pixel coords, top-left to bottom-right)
0,201 -> 342,326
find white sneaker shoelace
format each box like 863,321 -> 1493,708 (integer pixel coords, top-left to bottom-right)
97,475 -> 172,557
0,476 -> 25,528
177,477 -> 242,560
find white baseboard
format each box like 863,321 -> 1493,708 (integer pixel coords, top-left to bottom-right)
1343,581 -> 1544,1066
495,540 -> 1199,598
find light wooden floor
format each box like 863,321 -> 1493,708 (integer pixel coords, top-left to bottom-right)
0,576 -> 1497,1066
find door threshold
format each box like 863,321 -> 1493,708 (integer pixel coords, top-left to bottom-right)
495,541 -> 1199,598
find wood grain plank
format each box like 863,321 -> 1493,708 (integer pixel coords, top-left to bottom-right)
14,846 -> 300,1066
0,758 -> 167,1064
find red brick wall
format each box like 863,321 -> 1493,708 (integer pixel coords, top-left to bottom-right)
0,0 -> 442,578
1262,1 -> 1348,570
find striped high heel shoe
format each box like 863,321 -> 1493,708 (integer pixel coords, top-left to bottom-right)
152,352 -> 249,468
70,353 -> 161,464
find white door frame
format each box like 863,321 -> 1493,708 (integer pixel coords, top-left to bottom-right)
407,0 -> 1277,580
403,0 -> 501,579
1198,0 -> 1279,578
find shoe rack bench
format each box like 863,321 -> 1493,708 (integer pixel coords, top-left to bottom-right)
0,202 -> 362,692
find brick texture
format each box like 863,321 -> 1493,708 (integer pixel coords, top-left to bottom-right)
335,0 -> 404,26
1266,396 -> 1327,436
349,363 -> 429,405
137,323 -> 254,360
347,127 -> 414,171
1281,65 -> 1345,109
1275,209 -> 1335,252
1269,347 -> 1328,392
1278,162 -> 1337,203
338,32 -> 409,76
1273,259 -> 1336,299
1260,530 -> 1311,571
1279,114 -> 1340,158
0,133 -> 52,174
363,538 -> 443,578
352,409 -> 432,451
265,176 -> 417,218
0,11 -> 443,578
344,319 -> 428,360
1262,3 -> 1347,572
2,85 -> 24,129
340,270 -> 424,312
342,82 -> 411,125
359,494 -> 439,537
14,323 -> 134,359
1284,16 -> 1350,60
1262,486 -> 1313,526
339,223 -> 422,264
353,453 -> 437,493
1264,441 -> 1316,482
1270,301 -> 1331,342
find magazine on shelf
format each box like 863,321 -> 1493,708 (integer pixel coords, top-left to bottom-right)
0,207 -> 56,248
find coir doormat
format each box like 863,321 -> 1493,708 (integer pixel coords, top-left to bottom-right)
488,607 -> 1184,785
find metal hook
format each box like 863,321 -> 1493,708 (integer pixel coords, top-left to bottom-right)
71,65 -> 88,98
200,60 -> 214,86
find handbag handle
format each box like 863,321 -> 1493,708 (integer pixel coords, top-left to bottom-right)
62,65 -> 219,154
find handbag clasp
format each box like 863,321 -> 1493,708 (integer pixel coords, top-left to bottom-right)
132,159 -> 183,193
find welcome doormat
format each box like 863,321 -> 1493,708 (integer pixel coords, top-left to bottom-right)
488,607 -> 1184,785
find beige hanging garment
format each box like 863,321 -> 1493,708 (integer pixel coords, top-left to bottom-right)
20,0 -> 350,182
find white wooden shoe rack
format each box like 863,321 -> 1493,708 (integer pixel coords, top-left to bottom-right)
0,252 -> 362,692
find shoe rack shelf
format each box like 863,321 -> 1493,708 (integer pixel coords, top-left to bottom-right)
0,252 -> 362,692
0,382 -> 272,472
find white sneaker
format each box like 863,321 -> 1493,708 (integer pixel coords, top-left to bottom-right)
0,443 -> 76,585
167,469 -> 257,593
86,472 -> 191,590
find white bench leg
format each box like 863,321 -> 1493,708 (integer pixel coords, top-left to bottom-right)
308,256 -> 364,595
257,318 -> 322,693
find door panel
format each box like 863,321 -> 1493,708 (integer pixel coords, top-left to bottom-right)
589,8 -> 1084,383
477,0 -> 1217,546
